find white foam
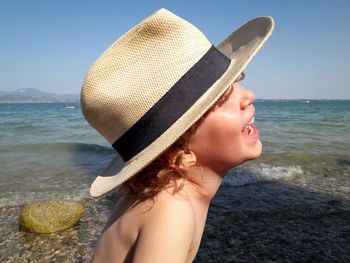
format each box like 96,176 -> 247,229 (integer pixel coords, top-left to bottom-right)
223,163 -> 303,187
0,188 -> 90,208
0,165 -> 304,207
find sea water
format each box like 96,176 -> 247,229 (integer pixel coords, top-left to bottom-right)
0,100 -> 349,206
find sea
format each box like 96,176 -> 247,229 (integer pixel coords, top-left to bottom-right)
0,100 -> 349,207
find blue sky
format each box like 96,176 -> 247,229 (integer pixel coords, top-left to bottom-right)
1,0 -> 349,99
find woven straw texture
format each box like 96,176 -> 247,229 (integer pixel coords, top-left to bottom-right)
82,9 -> 211,145
80,8 -> 274,197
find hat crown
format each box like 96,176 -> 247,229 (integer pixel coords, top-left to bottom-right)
81,8 -> 212,144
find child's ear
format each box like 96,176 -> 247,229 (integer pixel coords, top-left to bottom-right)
178,150 -> 197,170
169,149 -> 197,170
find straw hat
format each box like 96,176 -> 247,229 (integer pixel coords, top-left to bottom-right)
81,8 -> 274,197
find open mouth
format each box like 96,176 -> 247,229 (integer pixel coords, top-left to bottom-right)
242,116 -> 255,136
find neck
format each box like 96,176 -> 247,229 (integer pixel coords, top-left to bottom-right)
184,165 -> 224,205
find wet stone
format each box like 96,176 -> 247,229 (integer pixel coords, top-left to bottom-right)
18,200 -> 85,233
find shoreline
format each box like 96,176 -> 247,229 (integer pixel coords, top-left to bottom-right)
1,172 -> 349,262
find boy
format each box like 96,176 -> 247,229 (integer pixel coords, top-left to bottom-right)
81,8 -> 274,263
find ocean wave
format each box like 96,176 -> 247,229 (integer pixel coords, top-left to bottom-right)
223,163 -> 303,187
0,142 -> 113,154
0,122 -> 46,133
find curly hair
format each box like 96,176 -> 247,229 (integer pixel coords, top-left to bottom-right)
122,120 -> 200,202
122,73 -> 244,202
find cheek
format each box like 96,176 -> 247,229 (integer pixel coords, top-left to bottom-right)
197,115 -> 242,148
213,113 -> 242,136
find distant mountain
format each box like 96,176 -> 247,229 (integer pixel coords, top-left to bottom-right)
0,88 -> 80,103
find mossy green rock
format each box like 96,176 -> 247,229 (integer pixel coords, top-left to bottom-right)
19,200 -> 84,233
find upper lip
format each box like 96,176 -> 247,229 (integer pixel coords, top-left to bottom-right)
242,105 -> 256,130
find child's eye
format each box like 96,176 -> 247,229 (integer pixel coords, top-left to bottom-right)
211,84 -> 234,110
235,72 -> 245,83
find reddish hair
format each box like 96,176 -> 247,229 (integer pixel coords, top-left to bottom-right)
122,123 -> 198,202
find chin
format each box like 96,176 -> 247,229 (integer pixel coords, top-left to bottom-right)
246,139 -> 263,161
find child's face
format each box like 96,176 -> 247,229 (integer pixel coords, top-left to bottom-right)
188,82 -> 262,175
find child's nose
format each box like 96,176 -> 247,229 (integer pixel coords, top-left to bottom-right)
240,88 -> 256,109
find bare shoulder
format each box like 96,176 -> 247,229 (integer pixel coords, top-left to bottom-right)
140,190 -> 196,239
148,190 -> 195,219
132,191 -> 197,263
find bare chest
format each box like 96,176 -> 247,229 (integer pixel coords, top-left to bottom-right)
187,209 -> 208,262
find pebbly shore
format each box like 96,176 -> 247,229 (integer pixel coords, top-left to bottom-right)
0,171 -> 349,262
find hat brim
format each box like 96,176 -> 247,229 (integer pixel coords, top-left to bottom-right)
90,16 -> 274,197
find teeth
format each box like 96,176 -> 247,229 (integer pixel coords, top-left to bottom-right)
248,126 -> 253,135
243,116 -> 255,135
248,116 -> 254,125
